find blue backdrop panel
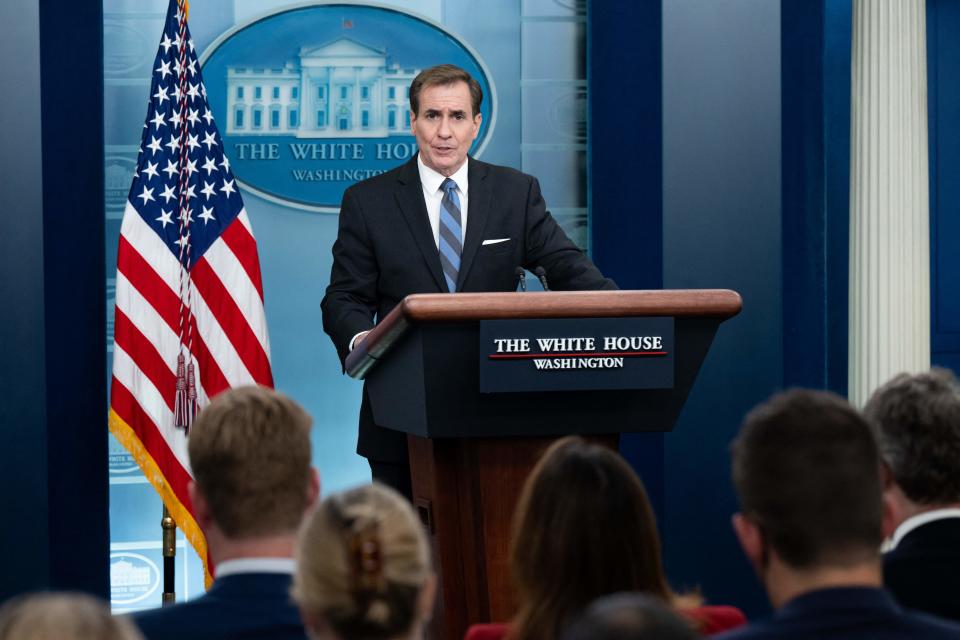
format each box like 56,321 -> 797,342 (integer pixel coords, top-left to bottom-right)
660,0 -> 782,615
0,0 -> 109,600
0,0 -> 51,601
587,0 -> 666,521
928,0 -> 960,375
781,0 -> 850,394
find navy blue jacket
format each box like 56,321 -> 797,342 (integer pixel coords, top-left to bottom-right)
132,573 -> 308,640
713,587 -> 960,640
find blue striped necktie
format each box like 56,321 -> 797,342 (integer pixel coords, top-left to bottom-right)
438,178 -> 462,292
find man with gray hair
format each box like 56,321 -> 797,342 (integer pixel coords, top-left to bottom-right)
864,367 -> 960,622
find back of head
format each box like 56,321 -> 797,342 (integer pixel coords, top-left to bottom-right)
560,593 -> 698,640
510,437 -> 671,640
732,389 -> 884,569
863,367 -> 960,505
293,482 -> 432,640
188,385 -> 313,538
0,592 -> 143,640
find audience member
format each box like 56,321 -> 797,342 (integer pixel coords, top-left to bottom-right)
864,367 -> 960,621
133,385 -> 319,640
0,592 -> 143,640
292,482 -> 435,640
560,593 -> 699,640
716,388 -> 960,639
466,436 -> 745,640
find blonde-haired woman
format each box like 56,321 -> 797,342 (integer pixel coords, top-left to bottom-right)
0,592 -> 144,640
293,483 -> 436,640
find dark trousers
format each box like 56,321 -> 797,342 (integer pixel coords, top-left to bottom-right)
369,458 -> 413,503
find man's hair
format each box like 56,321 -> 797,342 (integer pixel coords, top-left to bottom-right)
731,389 -> 884,569
561,593 -> 698,640
408,64 -> 482,117
188,385 -> 313,538
863,367 -> 960,504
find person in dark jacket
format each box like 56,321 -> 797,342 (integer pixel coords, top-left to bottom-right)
865,367 -> 960,622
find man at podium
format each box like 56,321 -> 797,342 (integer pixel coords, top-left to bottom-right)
321,63 -> 615,497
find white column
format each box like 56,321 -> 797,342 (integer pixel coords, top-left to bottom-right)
849,0 -> 930,406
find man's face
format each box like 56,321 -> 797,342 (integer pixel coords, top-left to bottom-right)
410,81 -> 482,177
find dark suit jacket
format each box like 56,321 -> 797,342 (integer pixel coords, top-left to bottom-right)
884,516 -> 960,622
131,573 -> 307,640
712,587 -> 960,640
321,155 -> 616,461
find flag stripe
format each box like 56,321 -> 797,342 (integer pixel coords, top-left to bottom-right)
117,233 -> 180,330
112,343 -> 190,471
191,256 -> 273,387
114,307 -> 177,412
220,210 -> 265,300
185,272 -> 256,388
111,376 -> 193,498
203,227 -> 270,355
118,277 -> 208,406
117,237 -> 230,398
121,209 -> 259,388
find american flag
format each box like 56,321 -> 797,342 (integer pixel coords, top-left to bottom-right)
108,0 -> 273,584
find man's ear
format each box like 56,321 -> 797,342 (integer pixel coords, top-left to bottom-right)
306,467 -> 321,510
188,481 -> 213,531
732,512 -> 764,572
881,491 -> 898,540
881,462 -> 895,490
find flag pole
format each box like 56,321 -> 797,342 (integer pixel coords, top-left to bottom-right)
161,506 -> 176,604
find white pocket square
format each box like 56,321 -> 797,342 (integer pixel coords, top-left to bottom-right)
482,238 -> 510,246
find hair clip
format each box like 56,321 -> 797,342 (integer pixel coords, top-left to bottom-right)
348,523 -> 385,594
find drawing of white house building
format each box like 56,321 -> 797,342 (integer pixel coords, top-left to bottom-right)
226,38 -> 419,138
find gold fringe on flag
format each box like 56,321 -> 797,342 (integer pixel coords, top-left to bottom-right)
109,409 -> 213,588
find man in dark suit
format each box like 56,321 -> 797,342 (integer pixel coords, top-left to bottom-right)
321,64 -> 615,496
133,386 -> 318,640
864,368 -> 960,622
715,389 -> 960,640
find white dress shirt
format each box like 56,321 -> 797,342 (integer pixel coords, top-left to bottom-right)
214,557 -> 296,578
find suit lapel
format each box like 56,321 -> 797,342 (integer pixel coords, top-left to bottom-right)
457,158 -> 491,289
394,156 -> 447,292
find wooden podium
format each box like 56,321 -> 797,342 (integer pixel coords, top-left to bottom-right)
345,290 -> 741,640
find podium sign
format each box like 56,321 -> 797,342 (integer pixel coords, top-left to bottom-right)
479,317 -> 674,393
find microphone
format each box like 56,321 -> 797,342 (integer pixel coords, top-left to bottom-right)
533,266 -> 550,291
515,267 -> 527,292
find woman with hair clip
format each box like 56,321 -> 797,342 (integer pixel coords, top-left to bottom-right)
466,437 -> 746,640
292,483 -> 436,640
